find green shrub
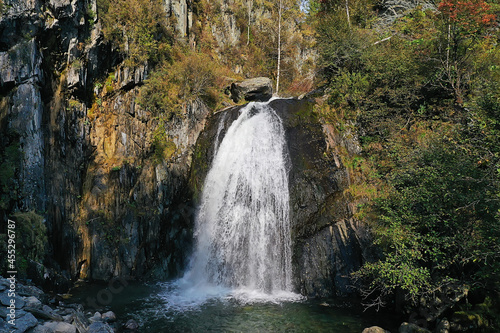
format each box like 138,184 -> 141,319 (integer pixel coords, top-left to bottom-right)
97,0 -> 173,67
138,50 -> 227,117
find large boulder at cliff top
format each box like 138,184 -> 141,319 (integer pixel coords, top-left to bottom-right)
230,77 -> 273,102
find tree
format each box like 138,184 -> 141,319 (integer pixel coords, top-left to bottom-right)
247,0 -> 254,45
98,0 -> 172,67
276,0 -> 283,94
436,0 -> 496,104
354,131 -> 500,309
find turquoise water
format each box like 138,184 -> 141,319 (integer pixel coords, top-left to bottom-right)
67,281 -> 398,332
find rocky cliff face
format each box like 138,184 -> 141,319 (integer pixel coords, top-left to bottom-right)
190,98 -> 376,297
1,0 -> 370,297
0,0 -> 210,286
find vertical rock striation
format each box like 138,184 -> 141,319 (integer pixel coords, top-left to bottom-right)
0,0 -> 211,286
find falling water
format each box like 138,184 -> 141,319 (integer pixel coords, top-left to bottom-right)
181,100 -> 297,302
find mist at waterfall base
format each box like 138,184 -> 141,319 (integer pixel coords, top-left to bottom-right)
68,100 -> 401,331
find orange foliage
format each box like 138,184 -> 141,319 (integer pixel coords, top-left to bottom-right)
438,0 -> 496,34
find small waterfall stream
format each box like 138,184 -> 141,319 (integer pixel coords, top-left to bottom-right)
186,100 -> 293,296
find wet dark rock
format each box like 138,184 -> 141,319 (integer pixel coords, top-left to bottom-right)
0,317 -> 7,331
230,77 -> 273,102
17,283 -> 44,298
0,306 -> 9,319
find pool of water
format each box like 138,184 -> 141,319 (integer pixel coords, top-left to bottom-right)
66,280 -> 400,332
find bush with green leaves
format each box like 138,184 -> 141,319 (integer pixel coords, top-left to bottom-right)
313,0 -> 500,311
355,133 -> 500,307
97,0 -> 173,67
138,50 -> 225,117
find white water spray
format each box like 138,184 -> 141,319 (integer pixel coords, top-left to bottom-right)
160,100 -> 300,307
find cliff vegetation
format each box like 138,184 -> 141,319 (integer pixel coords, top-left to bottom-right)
310,0 -> 500,329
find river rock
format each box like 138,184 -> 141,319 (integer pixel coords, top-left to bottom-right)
101,310 -> 116,322
34,321 -> 77,333
88,321 -> 114,333
89,311 -> 102,322
13,312 -> 37,332
398,322 -> 431,333
230,77 -> 273,102
23,296 -> 42,309
18,284 -> 44,298
124,318 -> 139,330
0,292 -> 25,309
362,326 -> 390,333
25,306 -> 63,321
0,306 -> 9,319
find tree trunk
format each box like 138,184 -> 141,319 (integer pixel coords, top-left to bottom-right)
247,0 -> 253,45
276,0 -> 282,95
346,0 -> 351,29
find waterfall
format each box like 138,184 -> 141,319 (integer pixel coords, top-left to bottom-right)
185,100 -> 295,300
